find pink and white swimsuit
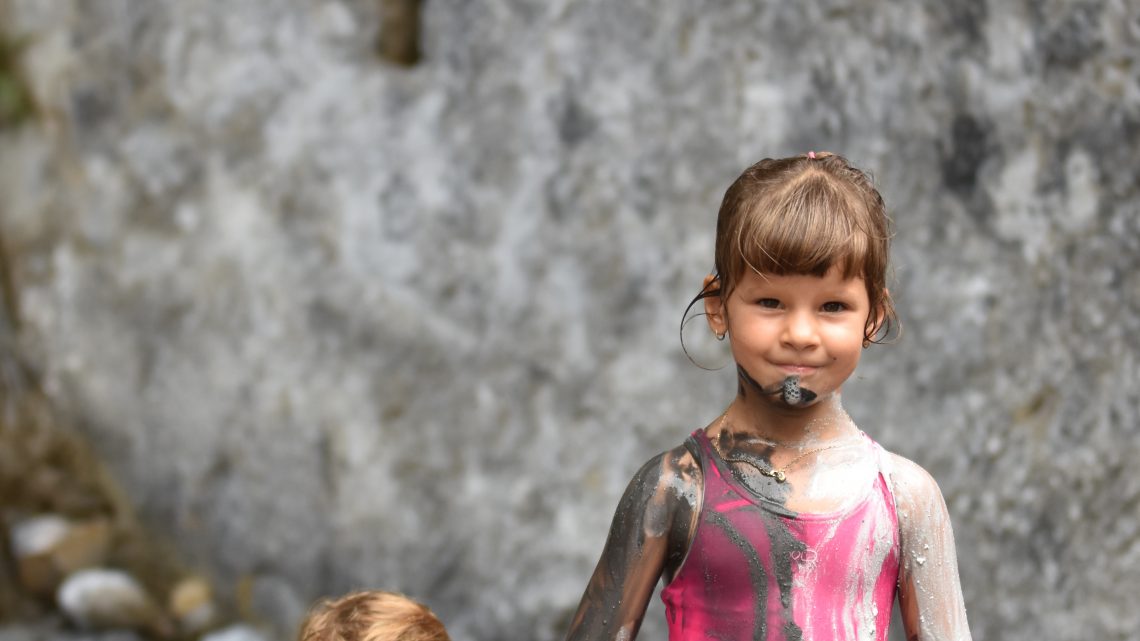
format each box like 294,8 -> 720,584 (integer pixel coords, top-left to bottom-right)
661,430 -> 900,641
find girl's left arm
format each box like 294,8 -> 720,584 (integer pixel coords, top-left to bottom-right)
889,453 -> 972,641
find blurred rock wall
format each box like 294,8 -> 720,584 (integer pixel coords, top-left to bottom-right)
1,0 -> 1138,640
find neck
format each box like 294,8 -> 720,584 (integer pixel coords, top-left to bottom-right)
725,390 -> 856,446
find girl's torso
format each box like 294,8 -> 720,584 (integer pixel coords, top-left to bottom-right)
661,429 -> 900,641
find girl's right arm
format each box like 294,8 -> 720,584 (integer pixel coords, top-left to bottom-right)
564,443 -> 703,641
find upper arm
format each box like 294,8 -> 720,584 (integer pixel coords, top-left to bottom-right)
564,444 -> 703,641
888,453 -> 972,641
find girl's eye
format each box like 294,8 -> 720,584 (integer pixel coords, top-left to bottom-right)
756,298 -> 780,309
821,301 -> 847,313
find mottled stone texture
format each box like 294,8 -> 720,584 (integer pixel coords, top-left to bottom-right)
1,0 -> 1138,639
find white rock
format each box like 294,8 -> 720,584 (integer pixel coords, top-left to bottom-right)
9,515 -> 70,558
57,569 -> 169,635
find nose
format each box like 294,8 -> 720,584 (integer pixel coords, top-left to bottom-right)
781,309 -> 820,349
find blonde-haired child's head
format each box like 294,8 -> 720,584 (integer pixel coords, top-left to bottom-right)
299,591 -> 450,641
707,152 -> 898,343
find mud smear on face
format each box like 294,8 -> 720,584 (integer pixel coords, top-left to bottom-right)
777,376 -> 816,405
737,366 -> 817,406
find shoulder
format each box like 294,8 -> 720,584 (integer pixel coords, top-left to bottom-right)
611,440 -> 704,541
612,437 -> 705,522
883,451 -> 955,529
884,451 -> 942,497
626,440 -> 703,501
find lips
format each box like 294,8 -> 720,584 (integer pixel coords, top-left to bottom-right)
775,364 -> 819,375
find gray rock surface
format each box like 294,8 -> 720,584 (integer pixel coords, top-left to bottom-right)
199,625 -> 272,641
0,618 -> 142,641
1,1 -> 1138,640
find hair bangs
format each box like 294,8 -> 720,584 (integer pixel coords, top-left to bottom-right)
731,175 -> 874,283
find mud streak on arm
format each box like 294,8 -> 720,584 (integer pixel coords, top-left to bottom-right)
564,446 -> 702,641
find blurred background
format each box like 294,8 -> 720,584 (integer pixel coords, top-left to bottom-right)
0,1 -> 1137,640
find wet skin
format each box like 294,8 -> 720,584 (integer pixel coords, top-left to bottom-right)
564,444 -> 703,641
567,270 -> 971,640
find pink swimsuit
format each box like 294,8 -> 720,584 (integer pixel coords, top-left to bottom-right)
661,430 -> 900,641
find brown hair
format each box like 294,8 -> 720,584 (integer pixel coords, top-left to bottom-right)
299,591 -> 451,641
692,152 -> 898,343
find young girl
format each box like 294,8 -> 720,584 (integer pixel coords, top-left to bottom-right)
564,153 -> 971,641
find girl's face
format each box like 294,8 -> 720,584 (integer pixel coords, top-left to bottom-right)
706,267 -> 876,406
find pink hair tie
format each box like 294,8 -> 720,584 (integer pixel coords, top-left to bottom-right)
807,151 -> 817,159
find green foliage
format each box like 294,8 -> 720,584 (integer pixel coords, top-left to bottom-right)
0,31 -> 36,128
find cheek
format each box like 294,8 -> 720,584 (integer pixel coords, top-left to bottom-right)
832,349 -> 862,373
727,314 -> 776,340
825,350 -> 863,389
823,328 -> 866,364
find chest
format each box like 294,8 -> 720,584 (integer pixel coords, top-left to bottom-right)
692,483 -> 898,593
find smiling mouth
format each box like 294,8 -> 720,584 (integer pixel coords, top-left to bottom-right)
777,364 -> 819,375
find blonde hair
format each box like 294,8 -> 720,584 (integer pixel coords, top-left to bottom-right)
299,591 -> 451,641
700,152 -> 898,343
